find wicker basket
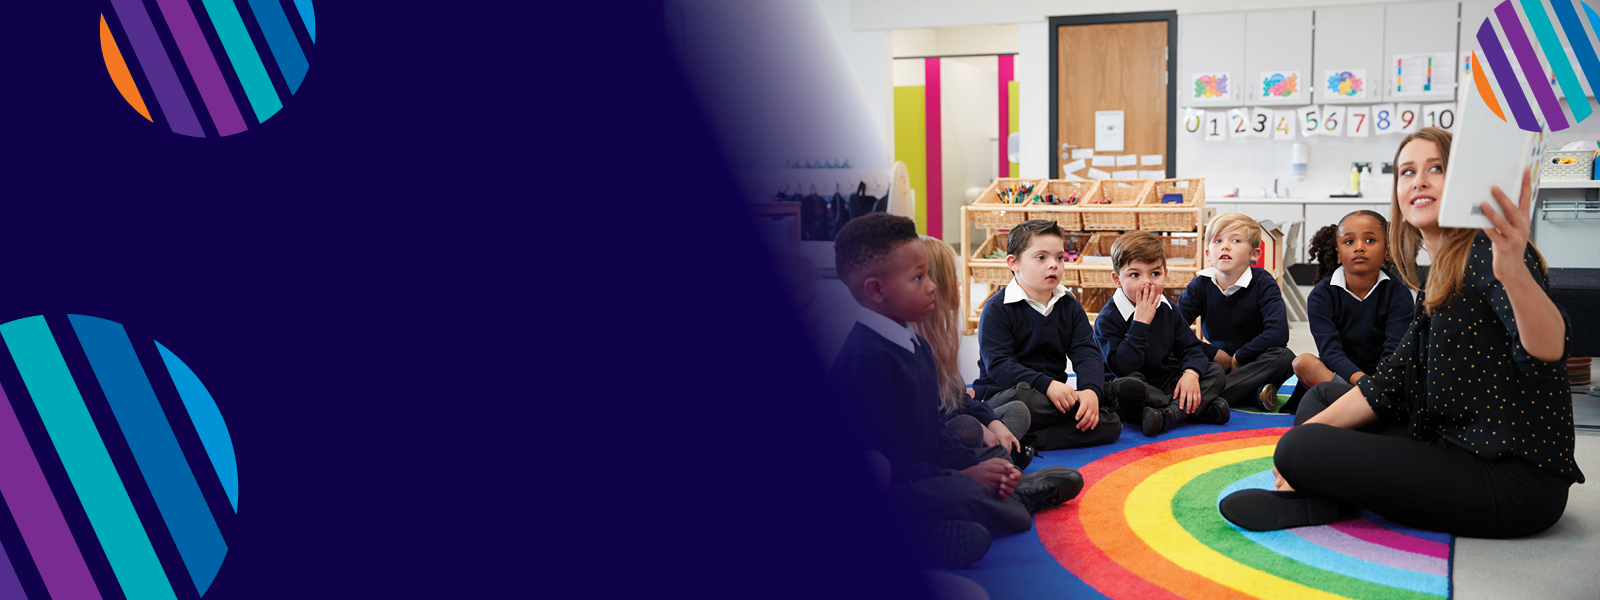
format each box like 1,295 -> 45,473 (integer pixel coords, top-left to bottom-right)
1081,179 -> 1154,230
1140,179 -> 1207,232
1078,233 -> 1119,287
1026,179 -> 1099,230
973,178 -> 1046,230
968,233 -> 1014,285
1074,232 -> 1200,288
1077,287 -> 1114,317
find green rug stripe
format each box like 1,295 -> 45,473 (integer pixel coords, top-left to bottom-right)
1170,457 -> 1443,600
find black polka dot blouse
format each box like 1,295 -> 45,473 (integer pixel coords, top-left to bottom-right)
1358,232 -> 1585,484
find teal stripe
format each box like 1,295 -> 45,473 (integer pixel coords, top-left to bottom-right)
156,342 -> 238,513
293,0 -> 315,43
0,317 -> 177,600
1520,0 -> 1593,121
197,0 -> 282,122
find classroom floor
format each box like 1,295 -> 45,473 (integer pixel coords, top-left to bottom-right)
951,283 -> 1600,599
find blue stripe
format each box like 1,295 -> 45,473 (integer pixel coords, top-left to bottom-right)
155,342 -> 238,513
1520,0 -> 1592,121
1553,0 -> 1600,108
293,0 -> 315,43
1219,471 -> 1449,596
246,0 -> 310,93
70,315 -> 227,595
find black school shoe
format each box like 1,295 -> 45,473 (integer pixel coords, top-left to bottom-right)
1219,489 -> 1341,531
1010,445 -> 1039,470
1014,467 -> 1085,513
913,520 -> 991,568
1194,396 -> 1231,425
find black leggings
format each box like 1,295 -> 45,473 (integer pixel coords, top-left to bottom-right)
1276,382 -> 1572,538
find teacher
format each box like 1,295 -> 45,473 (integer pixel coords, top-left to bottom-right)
1220,127 -> 1585,537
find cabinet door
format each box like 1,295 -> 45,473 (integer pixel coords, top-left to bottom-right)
1383,1 -> 1461,104
1244,9 -> 1314,106
1313,4 -> 1388,104
1179,12 -> 1247,107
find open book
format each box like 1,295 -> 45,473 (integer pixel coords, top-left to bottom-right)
1438,82 -> 1548,229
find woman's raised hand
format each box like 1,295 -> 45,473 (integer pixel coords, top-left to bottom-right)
1482,168 -> 1535,287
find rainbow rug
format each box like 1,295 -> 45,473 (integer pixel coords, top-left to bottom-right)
942,412 -> 1454,599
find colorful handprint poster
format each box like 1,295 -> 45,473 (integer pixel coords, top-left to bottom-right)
1324,69 -> 1367,100
1259,71 -> 1301,102
1191,72 -> 1232,103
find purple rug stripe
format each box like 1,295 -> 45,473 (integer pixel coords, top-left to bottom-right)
1365,511 -> 1454,544
0,384 -> 104,600
107,0 -> 204,137
0,531 -> 25,600
1478,19 -> 1540,131
1290,524 -> 1449,576
153,0 -> 247,135
1497,0 -> 1570,130
1330,519 -> 1450,559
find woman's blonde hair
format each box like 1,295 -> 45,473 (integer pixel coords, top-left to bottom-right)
1389,127 -> 1545,312
910,236 -> 967,414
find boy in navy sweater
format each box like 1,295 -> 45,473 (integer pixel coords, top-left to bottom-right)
1096,231 -> 1228,437
1178,212 -> 1295,411
973,219 -> 1120,449
828,213 -> 1083,568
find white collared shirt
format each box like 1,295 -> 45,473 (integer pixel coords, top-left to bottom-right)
1330,266 -> 1390,302
1111,287 -> 1174,321
1004,278 -> 1070,317
1196,267 -> 1254,297
857,306 -> 917,354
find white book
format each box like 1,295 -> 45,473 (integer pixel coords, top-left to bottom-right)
1437,86 -> 1547,229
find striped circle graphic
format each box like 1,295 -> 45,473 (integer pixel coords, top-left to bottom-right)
99,0 -> 315,137
0,316 -> 237,600
1037,429 -> 1451,600
1472,0 -> 1600,132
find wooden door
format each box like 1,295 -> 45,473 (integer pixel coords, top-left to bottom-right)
1057,21 -> 1168,177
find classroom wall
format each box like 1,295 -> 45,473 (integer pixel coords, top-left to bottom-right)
851,0 -> 1388,30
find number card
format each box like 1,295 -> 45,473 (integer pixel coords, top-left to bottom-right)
1272,109 -> 1297,140
1372,103 -> 1398,135
1346,105 -> 1371,137
1228,108 -> 1249,138
1297,105 -> 1321,136
1246,107 -> 1272,138
1184,108 -> 1205,137
1205,111 -> 1226,141
1321,105 -> 1347,136
1426,102 -> 1457,131
1396,103 -> 1421,133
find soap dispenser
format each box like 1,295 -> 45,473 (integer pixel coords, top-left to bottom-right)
1350,163 -> 1363,194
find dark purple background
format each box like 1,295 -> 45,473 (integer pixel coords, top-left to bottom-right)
1,1 -> 928,598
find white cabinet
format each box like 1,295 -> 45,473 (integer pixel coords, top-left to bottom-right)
1313,4 -> 1389,104
1382,0 -> 1461,104
1244,9 -> 1315,106
1178,12 -> 1247,107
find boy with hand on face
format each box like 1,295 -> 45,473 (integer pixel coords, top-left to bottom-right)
829,213 -> 1084,568
1177,213 -> 1295,412
972,220 -> 1121,450
1096,231 -> 1228,437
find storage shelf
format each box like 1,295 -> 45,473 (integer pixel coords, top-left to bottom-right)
1538,180 -> 1600,189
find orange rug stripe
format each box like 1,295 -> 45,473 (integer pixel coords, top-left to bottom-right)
100,15 -> 152,122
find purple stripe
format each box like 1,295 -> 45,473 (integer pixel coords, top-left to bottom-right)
153,0 -> 247,135
106,0 -> 204,137
1291,525 -> 1449,576
0,384 -> 104,600
1480,19 -> 1540,130
1330,519 -> 1450,559
0,533 -> 24,600
1497,1 -> 1569,130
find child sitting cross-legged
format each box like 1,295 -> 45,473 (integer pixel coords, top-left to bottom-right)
1178,212 -> 1296,412
1097,231 -> 1229,437
828,213 -> 1084,568
971,220 -> 1122,450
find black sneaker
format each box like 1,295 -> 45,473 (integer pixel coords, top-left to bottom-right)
1014,467 -> 1084,513
1195,397 -> 1231,425
1219,489 -> 1341,531
1257,383 -> 1281,412
1140,406 -> 1167,437
912,520 -> 991,568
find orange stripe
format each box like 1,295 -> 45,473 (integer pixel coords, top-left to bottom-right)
1085,437 -> 1277,599
100,15 -> 152,122
1472,52 -> 1507,122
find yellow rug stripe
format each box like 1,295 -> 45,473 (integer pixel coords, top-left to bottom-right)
1125,445 -> 1350,600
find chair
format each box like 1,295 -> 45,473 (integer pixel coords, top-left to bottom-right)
1276,220 -> 1309,322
